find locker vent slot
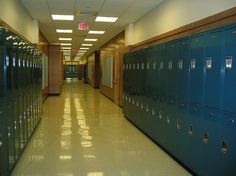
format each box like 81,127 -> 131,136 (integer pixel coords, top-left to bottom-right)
221,141 -> 228,154
203,132 -> 209,144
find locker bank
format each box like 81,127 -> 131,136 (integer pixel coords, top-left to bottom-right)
1,0 -> 236,176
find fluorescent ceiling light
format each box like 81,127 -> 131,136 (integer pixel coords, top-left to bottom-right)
88,30 -> 105,34
52,14 -> 74,21
61,43 -> 71,46
84,38 -> 97,42
78,50 -> 87,53
80,47 -> 89,50
95,16 -> 118,22
59,38 -> 72,41
56,29 -> 73,33
82,44 -> 93,46
62,47 -> 71,50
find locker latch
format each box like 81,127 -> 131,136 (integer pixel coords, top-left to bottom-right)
191,59 -> 196,69
206,57 -> 212,69
226,56 -> 233,69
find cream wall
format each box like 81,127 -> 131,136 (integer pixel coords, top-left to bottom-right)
0,0 -> 36,43
129,0 -> 236,45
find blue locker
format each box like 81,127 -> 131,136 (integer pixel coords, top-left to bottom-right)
122,53 -> 127,116
175,38 -> 190,163
123,22 -> 236,176
218,25 -> 236,175
204,30 -> 223,108
123,53 -> 131,118
201,30 -> 223,176
222,26 -> 236,114
187,33 -> 206,174
138,49 -> 149,131
150,45 -> 163,143
219,112 -> 236,175
143,47 -> 156,135
164,41 -> 178,153
6,32 -> 16,170
147,46 -> 161,139
18,43 -> 25,149
11,37 -> 21,161
157,44 -> 168,148
0,27 -> 8,176
130,52 -> 138,125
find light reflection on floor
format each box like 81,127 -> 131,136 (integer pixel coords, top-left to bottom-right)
11,80 -> 191,176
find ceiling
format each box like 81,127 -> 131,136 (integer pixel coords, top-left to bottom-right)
20,0 -> 164,61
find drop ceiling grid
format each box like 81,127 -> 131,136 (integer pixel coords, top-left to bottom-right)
47,0 -> 76,14
76,0 -> 105,12
19,0 -> 165,59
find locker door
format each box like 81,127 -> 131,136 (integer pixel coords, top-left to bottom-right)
204,31 -> 223,108
146,46 -> 159,139
6,32 -> 15,171
175,38 -> 190,163
219,26 -> 236,176
187,33 -> 206,175
223,26 -> 236,114
133,50 -> 145,128
37,52 -> 42,122
22,48 -> 28,144
152,45 -> 163,143
157,44 -> 168,147
165,41 -> 178,153
201,30 -> 223,176
132,51 -> 140,125
0,27 -> 8,176
32,51 -> 37,128
122,53 -> 128,117
12,38 -> 20,161
18,44 -> 25,149
127,52 -> 134,122
143,47 -> 153,134
219,112 -> 236,176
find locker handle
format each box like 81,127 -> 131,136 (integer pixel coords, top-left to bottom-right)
209,112 -> 214,117
180,103 -> 185,107
229,119 -> 235,124
161,97 -> 165,101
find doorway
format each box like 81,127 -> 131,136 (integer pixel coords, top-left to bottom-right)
65,65 -> 79,79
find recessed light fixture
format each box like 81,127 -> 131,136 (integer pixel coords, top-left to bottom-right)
88,30 -> 105,34
82,44 -> 93,46
84,38 -> 97,42
78,50 -> 87,53
80,47 -> 89,50
56,29 -> 73,33
61,43 -> 72,46
62,47 -> 71,50
52,14 -> 74,21
59,38 -> 72,41
95,16 -> 118,22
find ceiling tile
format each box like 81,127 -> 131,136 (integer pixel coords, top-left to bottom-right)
20,0 -> 164,59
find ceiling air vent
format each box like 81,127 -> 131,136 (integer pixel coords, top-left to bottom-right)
76,11 -> 98,17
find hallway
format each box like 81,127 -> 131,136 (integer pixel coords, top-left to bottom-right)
11,80 -> 191,176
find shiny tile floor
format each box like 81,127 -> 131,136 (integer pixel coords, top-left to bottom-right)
11,80 -> 191,176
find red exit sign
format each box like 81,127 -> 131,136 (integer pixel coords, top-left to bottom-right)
78,22 -> 89,30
